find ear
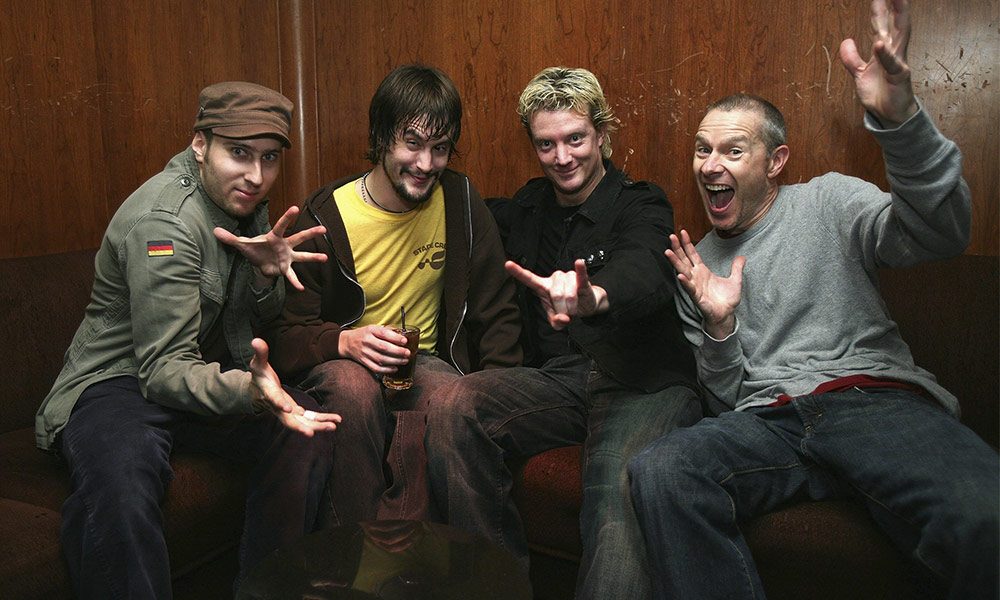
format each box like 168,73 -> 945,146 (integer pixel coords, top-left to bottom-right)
191,131 -> 207,164
766,145 -> 789,180
596,125 -> 607,148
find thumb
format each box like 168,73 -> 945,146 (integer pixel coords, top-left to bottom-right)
730,256 -> 747,287
213,226 -> 238,246
838,38 -> 865,75
250,338 -> 269,369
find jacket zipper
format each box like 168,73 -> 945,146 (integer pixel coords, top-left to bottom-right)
446,176 -> 473,375
307,202 -> 365,327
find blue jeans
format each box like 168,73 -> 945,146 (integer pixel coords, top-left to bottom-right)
426,354 -> 701,600
59,376 -> 336,600
297,354 -> 459,525
628,389 -> 999,600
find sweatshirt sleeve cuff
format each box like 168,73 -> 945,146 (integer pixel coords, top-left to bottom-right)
699,318 -> 743,364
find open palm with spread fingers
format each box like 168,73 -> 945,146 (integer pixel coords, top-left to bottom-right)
838,0 -> 917,126
214,205 -> 328,291
665,230 -> 744,339
250,338 -> 341,436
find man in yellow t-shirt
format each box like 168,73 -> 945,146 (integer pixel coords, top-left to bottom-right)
268,65 -> 522,527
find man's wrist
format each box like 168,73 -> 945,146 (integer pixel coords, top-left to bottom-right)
704,315 -> 737,341
868,98 -> 919,131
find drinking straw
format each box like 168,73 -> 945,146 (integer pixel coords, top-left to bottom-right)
400,306 -> 406,330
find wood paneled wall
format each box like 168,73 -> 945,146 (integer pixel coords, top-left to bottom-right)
2,0 -> 996,259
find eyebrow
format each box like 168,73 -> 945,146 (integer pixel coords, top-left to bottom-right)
694,133 -> 751,146
219,139 -> 283,155
533,129 -> 588,142
402,127 -> 452,145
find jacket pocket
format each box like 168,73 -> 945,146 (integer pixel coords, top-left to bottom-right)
199,268 -> 224,305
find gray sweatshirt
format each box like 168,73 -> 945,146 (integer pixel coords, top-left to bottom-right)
679,106 -> 971,415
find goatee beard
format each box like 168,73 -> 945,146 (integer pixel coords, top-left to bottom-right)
390,169 -> 438,205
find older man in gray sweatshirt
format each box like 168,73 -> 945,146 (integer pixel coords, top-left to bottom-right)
628,1 -> 998,599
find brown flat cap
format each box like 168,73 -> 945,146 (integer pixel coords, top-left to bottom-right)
193,81 -> 294,148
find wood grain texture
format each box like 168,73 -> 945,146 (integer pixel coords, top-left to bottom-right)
1,0 -> 107,257
1,0 -> 288,258
308,0 -> 997,255
1,0 -> 996,258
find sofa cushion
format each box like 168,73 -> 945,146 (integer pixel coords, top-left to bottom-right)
0,498 -> 71,599
513,445 -> 583,559
743,499 -> 927,600
0,250 -> 97,435
0,426 -> 250,579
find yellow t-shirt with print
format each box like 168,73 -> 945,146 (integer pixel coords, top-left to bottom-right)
333,178 -> 446,352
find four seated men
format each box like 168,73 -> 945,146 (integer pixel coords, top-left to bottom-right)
37,0 -> 997,597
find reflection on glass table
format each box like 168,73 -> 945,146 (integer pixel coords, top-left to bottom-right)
237,519 -> 532,599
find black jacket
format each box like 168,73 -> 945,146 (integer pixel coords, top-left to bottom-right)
489,160 -> 696,394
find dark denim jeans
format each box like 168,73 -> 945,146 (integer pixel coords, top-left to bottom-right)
628,389 -> 1000,600
297,354 -> 458,526
426,354 -> 701,600
59,375 -> 336,600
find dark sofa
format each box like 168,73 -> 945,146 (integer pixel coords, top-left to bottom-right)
1,249 -> 996,599
0,250 -> 248,599
517,254 -> 999,600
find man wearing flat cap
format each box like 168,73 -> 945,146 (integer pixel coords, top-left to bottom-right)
36,81 -> 341,598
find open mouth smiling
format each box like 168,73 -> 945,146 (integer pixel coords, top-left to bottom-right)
705,183 -> 735,213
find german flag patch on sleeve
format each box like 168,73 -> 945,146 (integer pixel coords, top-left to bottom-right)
147,240 -> 174,257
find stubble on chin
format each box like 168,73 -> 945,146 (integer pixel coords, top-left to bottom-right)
393,173 -> 438,205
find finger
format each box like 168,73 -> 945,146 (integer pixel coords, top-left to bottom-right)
669,232 -> 684,255
890,0 -> 911,49
285,225 -> 327,249
573,259 -> 591,291
361,344 -> 401,370
251,338 -> 296,414
549,313 -> 571,331
550,271 -> 571,315
871,0 -> 889,38
290,250 -> 329,264
372,325 -> 409,347
251,337 -> 270,365
284,413 -> 316,436
213,226 -> 240,247
666,234 -> 691,266
873,39 -> 907,76
362,356 -> 394,374
838,38 -> 866,74
730,256 -> 747,286
665,249 -> 688,279
679,230 -> 702,265
284,265 -> 305,292
505,261 -> 548,293
270,205 -> 301,237
312,411 -> 342,424
293,410 -> 341,430
305,420 -> 339,433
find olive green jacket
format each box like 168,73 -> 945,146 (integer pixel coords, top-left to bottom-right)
35,148 -> 284,450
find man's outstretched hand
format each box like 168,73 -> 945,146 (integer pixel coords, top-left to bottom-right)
839,0 -> 918,127
214,205 -> 328,291
665,230 -> 743,340
250,338 -> 341,436
505,259 -> 609,331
